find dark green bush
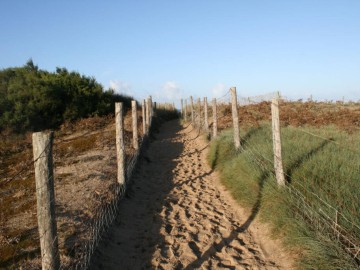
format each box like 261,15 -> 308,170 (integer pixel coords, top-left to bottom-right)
0,60 -> 132,133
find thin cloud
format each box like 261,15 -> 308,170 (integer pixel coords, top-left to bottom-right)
109,80 -> 132,96
157,81 -> 183,101
211,83 -> 227,98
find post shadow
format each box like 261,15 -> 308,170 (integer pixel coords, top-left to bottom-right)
184,168 -> 270,270
184,126 -> 272,270
285,139 -> 331,184
89,120 -> 185,270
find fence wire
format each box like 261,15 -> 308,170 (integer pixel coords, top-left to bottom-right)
238,91 -> 279,106
0,107 -> 149,269
238,124 -> 360,263
182,91 -> 360,265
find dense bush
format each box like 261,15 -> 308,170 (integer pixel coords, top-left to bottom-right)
0,60 -> 132,132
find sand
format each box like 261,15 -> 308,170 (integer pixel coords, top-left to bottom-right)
90,120 -> 293,270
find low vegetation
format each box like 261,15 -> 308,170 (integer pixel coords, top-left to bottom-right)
215,100 -> 360,134
0,106 -> 179,268
0,116 -> 117,269
208,122 -> 360,269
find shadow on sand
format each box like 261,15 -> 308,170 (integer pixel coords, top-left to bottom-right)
184,128 -> 333,269
89,120 -> 184,269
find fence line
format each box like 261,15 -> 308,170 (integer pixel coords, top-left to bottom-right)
0,97 -> 161,269
181,88 -> 360,264
238,91 -> 279,106
215,90 -> 231,103
242,134 -> 360,261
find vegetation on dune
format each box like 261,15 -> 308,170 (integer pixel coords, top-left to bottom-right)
208,124 -> 360,269
0,59 -> 132,133
215,100 -> 360,134
0,116 -> 113,269
0,106 -> 179,268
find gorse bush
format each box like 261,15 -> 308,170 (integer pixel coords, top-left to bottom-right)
208,124 -> 360,269
0,60 -> 132,132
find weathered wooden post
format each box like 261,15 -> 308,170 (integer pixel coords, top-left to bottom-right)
212,98 -> 218,138
142,99 -> 146,135
150,96 -> 153,120
131,100 -> 139,150
115,103 -> 125,184
230,87 -> 241,149
190,96 -> 194,124
271,95 -> 285,186
32,131 -> 60,270
197,98 -> 201,129
145,97 -> 150,133
204,97 -> 209,132
184,99 -> 188,121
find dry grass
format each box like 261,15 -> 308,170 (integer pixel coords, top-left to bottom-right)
207,101 -> 360,269
213,100 -> 360,133
0,110 -> 144,269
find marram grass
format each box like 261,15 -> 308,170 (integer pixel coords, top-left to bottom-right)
208,124 -> 359,269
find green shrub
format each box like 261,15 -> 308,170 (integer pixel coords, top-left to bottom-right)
0,60 -> 133,133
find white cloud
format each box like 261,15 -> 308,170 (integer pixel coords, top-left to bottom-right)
211,83 -> 227,98
109,80 -> 132,96
157,81 -> 182,101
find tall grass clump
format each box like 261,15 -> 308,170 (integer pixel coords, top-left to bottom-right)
208,123 -> 359,269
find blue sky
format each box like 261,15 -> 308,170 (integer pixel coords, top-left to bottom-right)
1,0 -> 359,104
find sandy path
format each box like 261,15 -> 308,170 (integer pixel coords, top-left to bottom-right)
90,120 -> 289,270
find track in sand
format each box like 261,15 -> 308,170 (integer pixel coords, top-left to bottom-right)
90,120 -> 291,270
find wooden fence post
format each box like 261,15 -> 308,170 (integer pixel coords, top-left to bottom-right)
212,98 -> 218,138
230,87 -> 240,149
148,96 -> 153,127
184,99 -> 188,121
204,97 -> 209,132
190,96 -> 194,124
150,96 -> 153,120
271,97 -> 285,186
115,103 -> 125,184
131,100 -> 139,150
32,131 -> 60,270
197,98 -> 201,129
142,99 -> 146,135
145,98 -> 150,133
